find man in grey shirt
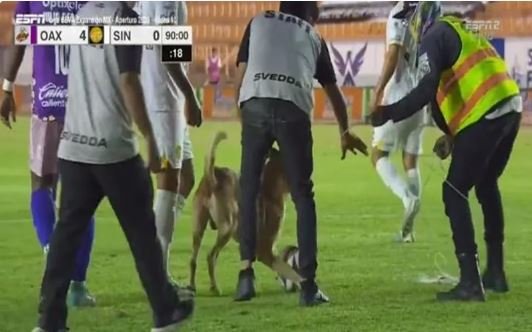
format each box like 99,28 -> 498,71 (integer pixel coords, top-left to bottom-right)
234,1 -> 368,306
33,2 -> 193,332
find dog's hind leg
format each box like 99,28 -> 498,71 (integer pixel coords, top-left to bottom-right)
189,203 -> 209,291
257,239 -> 303,286
207,223 -> 232,296
257,204 -> 303,286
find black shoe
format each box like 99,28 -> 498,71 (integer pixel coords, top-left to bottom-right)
299,280 -> 329,307
482,270 -> 509,293
168,279 -> 196,300
234,268 -> 256,301
436,253 -> 485,302
436,281 -> 486,302
152,297 -> 194,332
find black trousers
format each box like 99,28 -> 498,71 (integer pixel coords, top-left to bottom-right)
443,111 -> 521,263
239,98 -> 318,280
38,156 -> 178,330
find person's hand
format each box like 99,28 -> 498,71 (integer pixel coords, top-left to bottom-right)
1,92 -> 16,129
146,136 -> 162,173
185,98 -> 203,127
368,105 -> 390,127
341,130 -> 368,160
433,135 -> 453,160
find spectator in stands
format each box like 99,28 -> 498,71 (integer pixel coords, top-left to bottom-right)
205,47 -> 222,101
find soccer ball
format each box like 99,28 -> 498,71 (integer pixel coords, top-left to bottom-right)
277,245 -> 300,292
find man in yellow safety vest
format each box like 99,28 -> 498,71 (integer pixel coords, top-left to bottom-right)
371,2 -> 522,302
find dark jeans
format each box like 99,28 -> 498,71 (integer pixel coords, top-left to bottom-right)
38,156 -> 178,330
443,111 -> 521,262
239,98 -> 317,280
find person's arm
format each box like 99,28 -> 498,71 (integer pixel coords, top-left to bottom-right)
374,14 -> 406,105
4,46 -> 26,83
373,44 -> 401,104
165,63 -> 202,126
317,39 -> 368,157
5,1 -> 29,82
152,1 -> 201,126
323,83 -> 348,133
165,64 -> 195,102
0,46 -> 25,128
315,39 -> 348,134
235,20 -> 251,110
1,1 -> 31,128
381,54 -> 440,123
116,46 -> 153,140
235,63 -> 247,111
373,24 -> 449,124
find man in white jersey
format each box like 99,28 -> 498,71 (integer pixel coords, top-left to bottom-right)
135,1 -> 202,282
371,1 -> 438,243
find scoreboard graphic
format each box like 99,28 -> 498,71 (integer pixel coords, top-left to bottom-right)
13,24 -> 193,63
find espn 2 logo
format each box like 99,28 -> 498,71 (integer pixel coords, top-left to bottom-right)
464,20 -> 500,40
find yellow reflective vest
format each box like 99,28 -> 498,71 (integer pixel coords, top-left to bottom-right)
437,16 -> 519,136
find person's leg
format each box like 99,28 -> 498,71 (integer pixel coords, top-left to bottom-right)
179,125 -> 195,200
371,122 -> 411,207
399,125 -> 424,241
68,217 -> 96,306
31,173 -> 57,251
272,101 -> 328,306
155,169 -> 179,275
31,119 -> 96,306
151,108 -> 182,276
475,113 -> 521,292
403,125 -> 424,198
37,160 -> 103,331
437,120 -> 507,301
30,117 -> 59,252
235,98 -> 274,301
403,154 -> 421,196
176,126 -> 196,247
95,156 -> 191,327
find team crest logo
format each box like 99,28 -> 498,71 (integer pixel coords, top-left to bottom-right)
89,26 -> 104,44
15,26 -> 29,44
417,52 -> 431,81
330,42 -> 368,87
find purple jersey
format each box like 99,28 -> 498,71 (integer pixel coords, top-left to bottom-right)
15,1 -> 84,121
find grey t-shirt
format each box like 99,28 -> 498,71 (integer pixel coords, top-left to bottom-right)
237,11 -> 336,114
58,2 -> 142,164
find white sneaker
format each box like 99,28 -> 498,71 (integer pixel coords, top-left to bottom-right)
398,231 -> 415,243
151,322 -> 180,332
400,195 -> 420,242
31,328 -> 46,332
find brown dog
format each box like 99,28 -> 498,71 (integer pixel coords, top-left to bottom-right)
188,131 -> 303,295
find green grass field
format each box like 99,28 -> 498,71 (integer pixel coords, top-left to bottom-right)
1,118 -> 531,332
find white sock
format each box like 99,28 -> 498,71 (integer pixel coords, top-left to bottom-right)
375,157 -> 411,208
175,193 -> 186,223
406,168 -> 421,198
154,189 -> 177,273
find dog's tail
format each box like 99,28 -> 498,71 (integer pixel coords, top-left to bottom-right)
204,131 -> 228,190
